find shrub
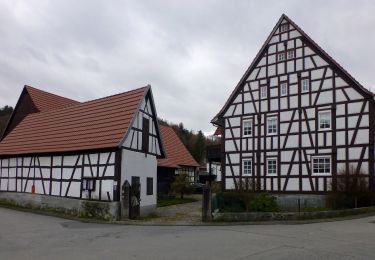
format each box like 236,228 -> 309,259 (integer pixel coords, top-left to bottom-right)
170,173 -> 194,199
328,166 -> 375,209
213,192 -> 277,212
214,192 -> 248,212
250,193 -> 278,212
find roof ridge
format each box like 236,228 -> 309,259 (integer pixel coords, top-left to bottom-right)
25,85 -> 80,104
80,85 -> 148,104
23,85 -> 148,117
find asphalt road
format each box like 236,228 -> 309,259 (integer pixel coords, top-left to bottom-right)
1,207 -> 375,260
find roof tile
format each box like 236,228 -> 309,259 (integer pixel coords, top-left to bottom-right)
0,86 -> 147,155
157,125 -> 199,168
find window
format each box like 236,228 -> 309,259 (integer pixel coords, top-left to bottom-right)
280,83 -> 288,96
301,79 -> 309,92
287,50 -> 295,59
267,117 -> 277,135
312,157 -> 331,175
243,159 -> 252,175
147,177 -> 153,195
243,119 -> 252,136
319,111 -> 331,130
260,86 -> 267,99
277,52 -> 285,61
267,159 -> 277,175
280,23 -> 289,33
142,117 -> 150,153
82,178 -> 96,191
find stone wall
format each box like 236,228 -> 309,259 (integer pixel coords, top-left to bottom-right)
274,194 -> 327,211
213,206 -> 375,222
0,192 -> 120,220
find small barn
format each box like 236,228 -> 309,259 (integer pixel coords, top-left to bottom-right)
157,125 -> 199,195
0,85 -> 164,219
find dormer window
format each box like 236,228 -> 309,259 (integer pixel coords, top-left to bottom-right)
280,24 -> 289,33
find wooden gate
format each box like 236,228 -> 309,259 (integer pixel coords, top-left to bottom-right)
130,176 -> 141,219
121,178 -> 141,220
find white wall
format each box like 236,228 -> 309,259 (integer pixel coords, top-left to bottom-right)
0,151 -> 116,201
221,18 -> 372,192
121,149 -> 157,213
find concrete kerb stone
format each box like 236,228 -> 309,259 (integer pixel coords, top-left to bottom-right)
211,206 -> 375,222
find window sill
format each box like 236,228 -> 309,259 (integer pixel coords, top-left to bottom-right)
312,173 -> 331,176
318,128 -> 331,131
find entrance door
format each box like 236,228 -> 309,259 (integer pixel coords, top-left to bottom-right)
130,176 -> 141,219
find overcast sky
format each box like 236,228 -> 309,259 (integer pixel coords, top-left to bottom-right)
0,0 -> 374,134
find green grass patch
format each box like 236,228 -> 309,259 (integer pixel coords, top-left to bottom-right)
157,197 -> 198,207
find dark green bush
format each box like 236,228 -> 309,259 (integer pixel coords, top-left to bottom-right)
214,192 -> 248,212
213,192 -> 277,212
250,193 -> 278,212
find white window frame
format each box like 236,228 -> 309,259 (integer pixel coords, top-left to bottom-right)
277,52 -> 285,62
260,86 -> 267,99
82,178 -> 96,191
280,23 -> 289,33
243,159 -> 252,176
243,119 -> 253,137
311,156 -> 331,176
267,117 -> 278,135
280,82 -> 288,96
318,110 -> 331,130
287,49 -> 295,59
267,158 -> 277,175
301,78 -> 310,93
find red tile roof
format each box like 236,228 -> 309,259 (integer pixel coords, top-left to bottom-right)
0,86 -> 148,155
25,85 -> 80,112
157,125 -> 199,168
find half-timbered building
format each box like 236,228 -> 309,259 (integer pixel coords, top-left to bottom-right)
0,85 -> 164,218
211,14 -> 375,194
157,124 -> 199,194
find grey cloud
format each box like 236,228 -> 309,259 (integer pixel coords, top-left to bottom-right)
0,0 -> 374,134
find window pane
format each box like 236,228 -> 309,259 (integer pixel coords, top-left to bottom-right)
302,79 -> 309,92
267,118 -> 277,134
243,120 -> 252,136
147,177 -> 153,195
243,160 -> 252,175
287,50 -> 294,59
278,53 -> 285,61
280,83 -> 287,96
312,157 -> 331,174
319,111 -> 331,129
267,160 -> 277,175
261,86 -> 267,98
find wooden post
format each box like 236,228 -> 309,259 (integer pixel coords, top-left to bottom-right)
202,185 -> 212,222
